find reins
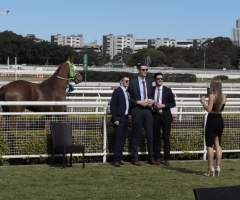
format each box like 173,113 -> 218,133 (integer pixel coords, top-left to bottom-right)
55,61 -> 76,81
55,75 -> 71,81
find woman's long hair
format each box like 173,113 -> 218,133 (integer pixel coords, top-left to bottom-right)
209,76 -> 223,112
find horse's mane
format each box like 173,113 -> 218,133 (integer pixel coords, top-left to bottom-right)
41,63 -> 69,85
52,62 -> 68,77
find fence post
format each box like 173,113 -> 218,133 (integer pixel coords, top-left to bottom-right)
102,111 -> 107,163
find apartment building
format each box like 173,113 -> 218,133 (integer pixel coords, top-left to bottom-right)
176,39 -> 193,48
133,39 -> 148,52
102,34 -> 135,59
232,18 -> 240,47
51,34 -> 84,48
102,34 -> 210,58
150,38 -> 207,49
148,38 -> 177,48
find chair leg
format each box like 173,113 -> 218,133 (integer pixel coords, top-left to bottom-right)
51,152 -> 55,165
82,147 -> 85,168
51,147 -> 55,165
63,153 -> 66,168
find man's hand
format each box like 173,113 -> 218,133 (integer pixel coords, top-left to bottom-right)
114,121 -> 120,126
137,99 -> 155,107
147,99 -> 154,107
154,103 -> 165,109
199,95 -> 206,105
158,103 -> 165,108
137,100 -> 148,107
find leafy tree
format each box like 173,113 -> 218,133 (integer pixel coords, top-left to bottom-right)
127,48 -> 166,67
78,47 -> 108,66
203,37 -> 239,69
0,31 -> 76,65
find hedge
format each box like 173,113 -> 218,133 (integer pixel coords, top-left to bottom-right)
84,71 -> 197,82
1,115 -> 239,163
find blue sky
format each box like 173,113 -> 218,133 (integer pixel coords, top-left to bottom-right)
1,0 -> 240,43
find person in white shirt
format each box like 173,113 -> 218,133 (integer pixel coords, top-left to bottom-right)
110,77 -> 130,167
152,73 -> 176,166
128,64 -> 155,166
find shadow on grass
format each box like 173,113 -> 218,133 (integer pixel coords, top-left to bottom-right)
165,165 -> 203,176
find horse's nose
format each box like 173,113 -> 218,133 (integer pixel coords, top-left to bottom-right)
76,72 -> 83,83
79,73 -> 83,82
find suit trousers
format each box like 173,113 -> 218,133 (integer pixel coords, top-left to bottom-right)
113,116 -> 128,162
131,107 -> 153,161
153,113 -> 172,160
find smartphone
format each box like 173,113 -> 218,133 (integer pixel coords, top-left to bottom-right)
207,87 -> 210,97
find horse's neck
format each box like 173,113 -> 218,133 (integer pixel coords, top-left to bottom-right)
52,63 -> 69,79
40,63 -> 69,89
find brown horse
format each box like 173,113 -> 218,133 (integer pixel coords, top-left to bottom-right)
0,62 -> 82,112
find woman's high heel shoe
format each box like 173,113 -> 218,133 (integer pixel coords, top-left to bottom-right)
204,168 -> 215,177
215,166 -> 221,176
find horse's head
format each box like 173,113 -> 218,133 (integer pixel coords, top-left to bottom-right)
73,71 -> 83,84
53,62 -> 83,84
66,62 -> 82,83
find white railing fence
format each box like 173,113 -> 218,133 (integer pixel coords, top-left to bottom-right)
0,101 -> 240,163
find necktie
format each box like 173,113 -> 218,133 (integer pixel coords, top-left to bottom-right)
142,81 -> 147,99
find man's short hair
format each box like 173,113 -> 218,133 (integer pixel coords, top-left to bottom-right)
136,63 -> 142,70
154,72 -> 164,79
136,63 -> 148,70
120,76 -> 129,81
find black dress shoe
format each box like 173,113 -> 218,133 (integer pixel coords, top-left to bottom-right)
113,162 -> 121,167
148,160 -> 154,165
152,160 -> 161,165
119,161 -> 125,165
131,161 -> 142,166
164,160 -> 170,167
148,160 -> 160,165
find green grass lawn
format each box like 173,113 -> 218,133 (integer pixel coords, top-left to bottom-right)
0,160 -> 240,200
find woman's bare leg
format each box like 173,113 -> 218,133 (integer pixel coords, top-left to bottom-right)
214,136 -> 222,175
207,146 -> 215,175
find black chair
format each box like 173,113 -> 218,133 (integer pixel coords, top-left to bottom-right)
50,122 -> 85,168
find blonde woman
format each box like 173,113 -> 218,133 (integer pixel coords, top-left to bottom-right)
200,76 -> 226,176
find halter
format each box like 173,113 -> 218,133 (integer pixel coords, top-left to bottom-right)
55,61 -> 76,81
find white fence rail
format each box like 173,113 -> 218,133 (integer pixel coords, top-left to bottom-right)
2,64 -> 240,78
0,101 -> 240,163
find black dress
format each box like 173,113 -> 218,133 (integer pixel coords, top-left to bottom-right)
205,104 -> 225,147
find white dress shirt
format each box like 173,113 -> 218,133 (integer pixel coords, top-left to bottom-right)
154,86 -> 163,104
138,77 -> 147,100
120,86 -> 129,115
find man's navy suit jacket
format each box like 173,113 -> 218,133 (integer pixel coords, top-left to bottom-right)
110,87 -> 128,123
128,77 -> 153,109
152,85 -> 176,122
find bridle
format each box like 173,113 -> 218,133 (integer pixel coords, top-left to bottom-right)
55,75 -> 71,81
55,62 -> 77,81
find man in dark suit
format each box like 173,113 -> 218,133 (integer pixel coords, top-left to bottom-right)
110,76 -> 130,167
153,72 -> 176,166
128,64 -> 155,166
